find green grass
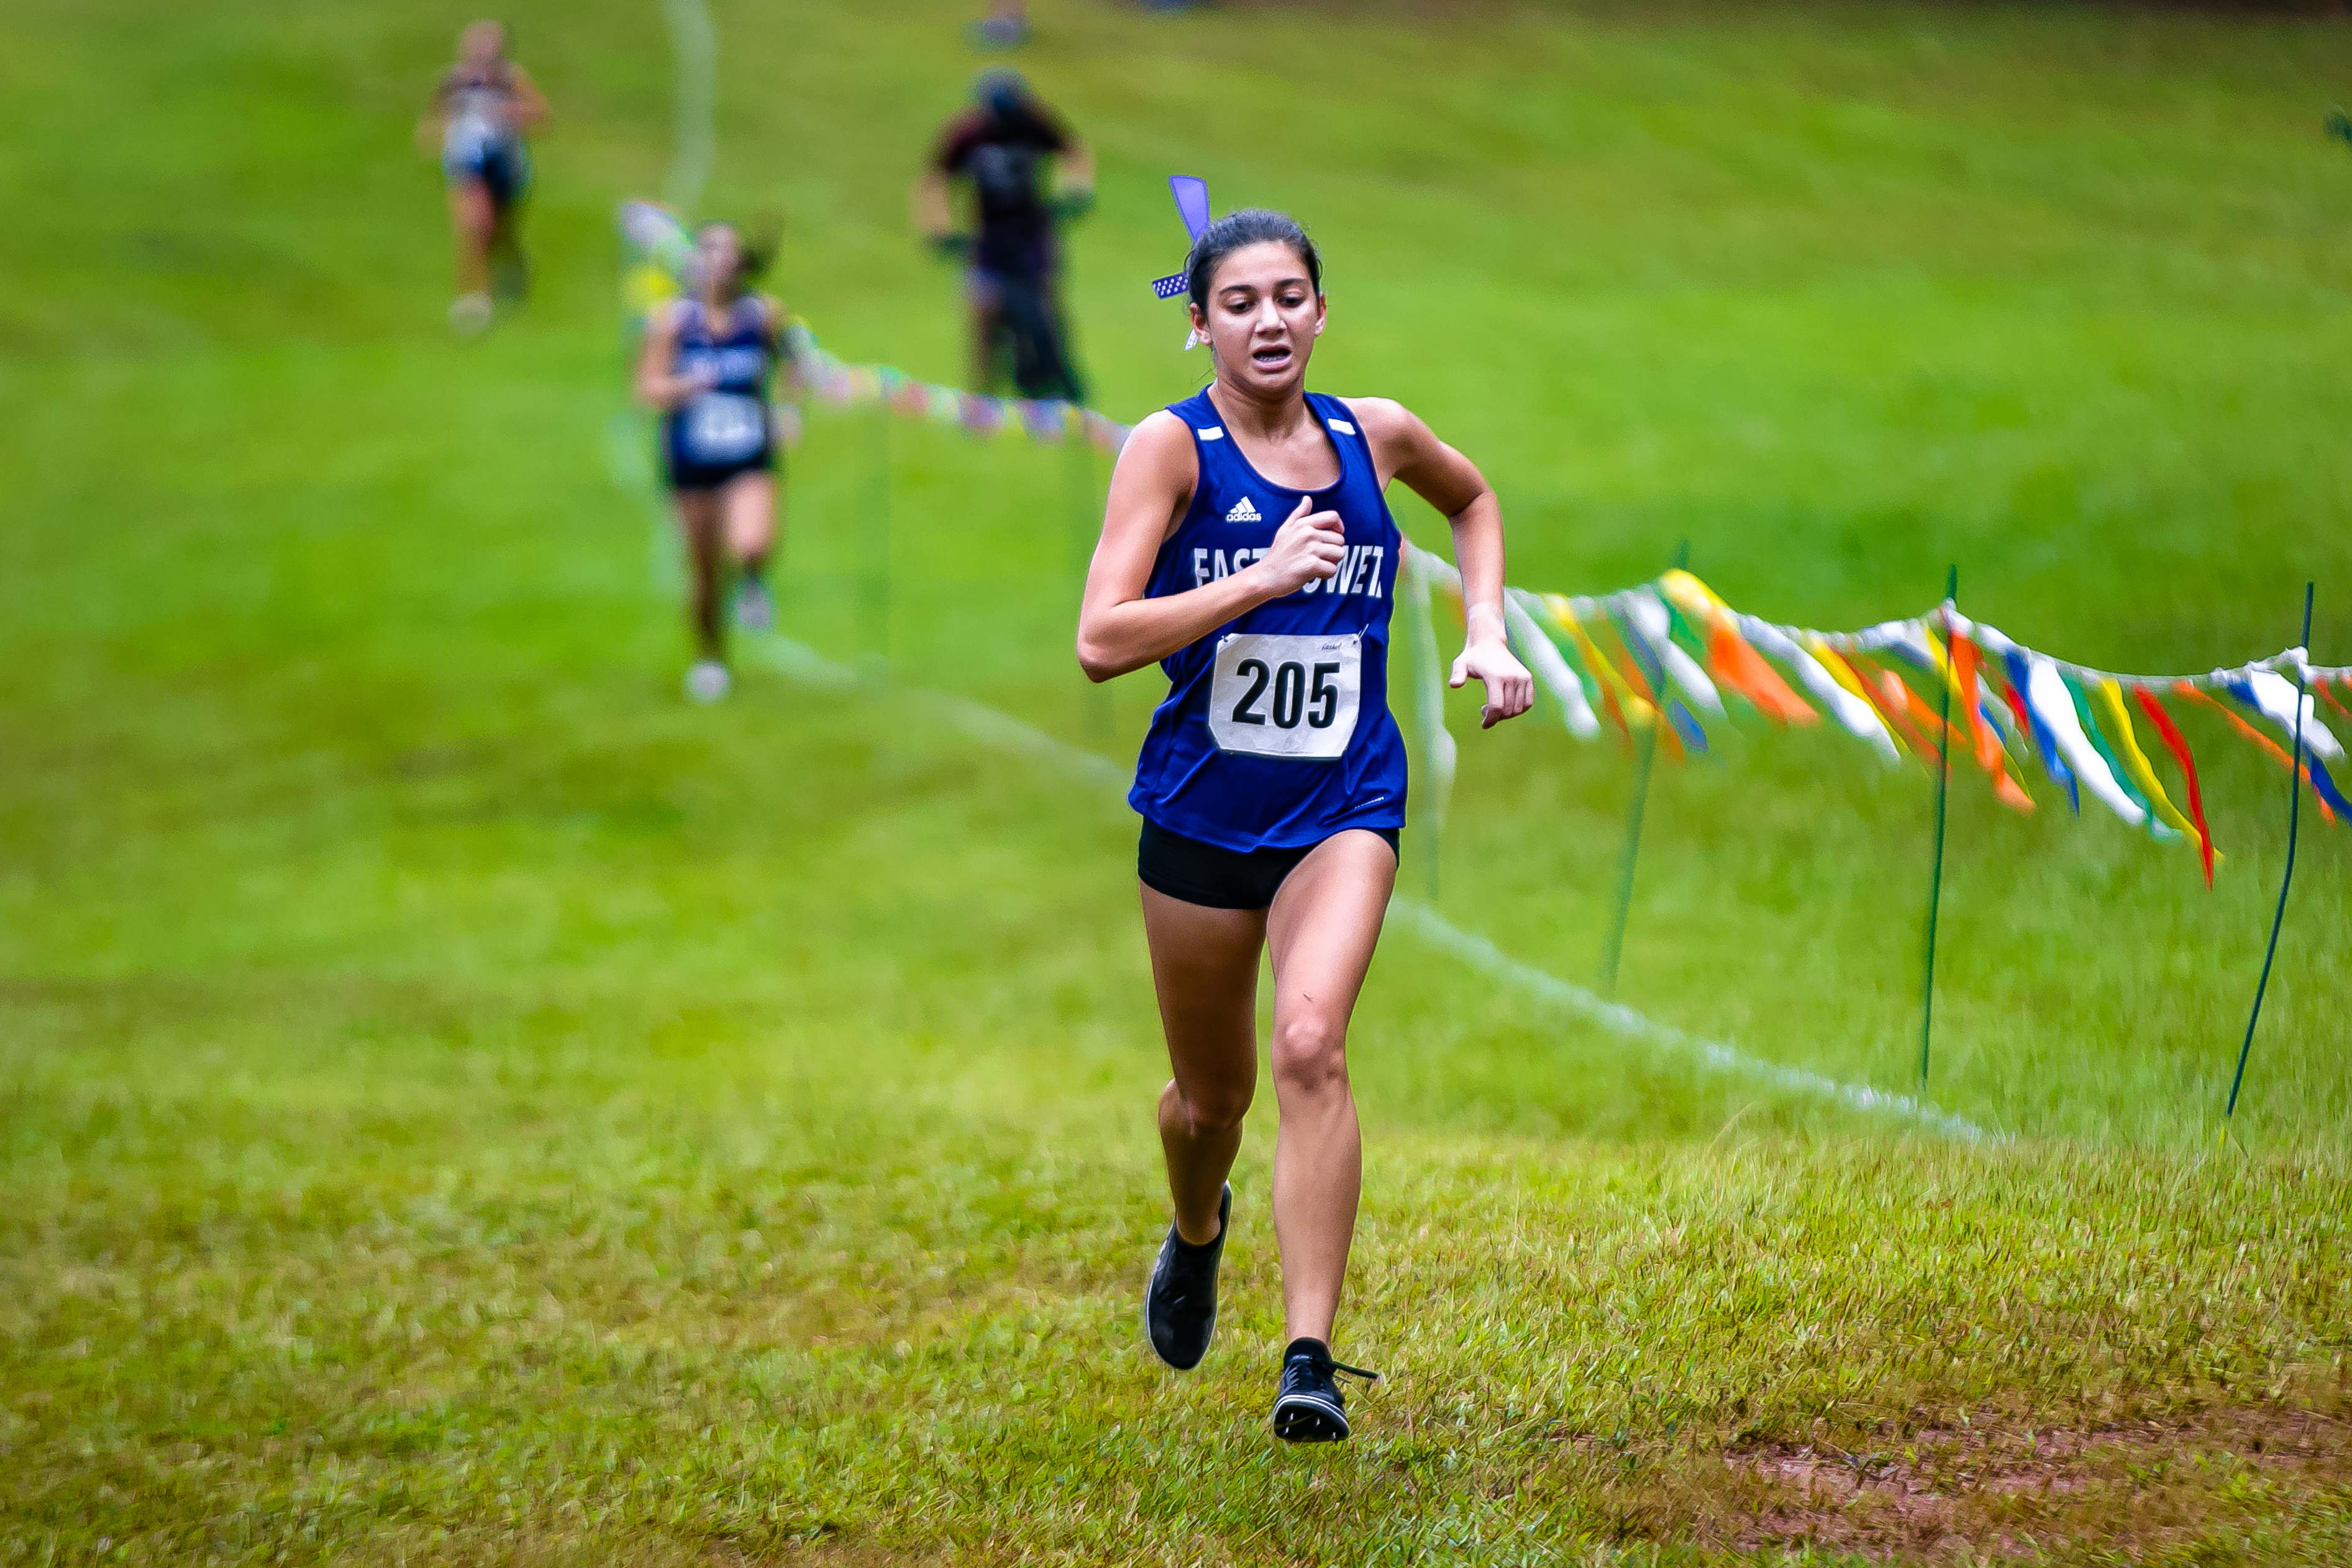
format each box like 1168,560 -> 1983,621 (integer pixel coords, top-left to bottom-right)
7,0 -> 2352,1559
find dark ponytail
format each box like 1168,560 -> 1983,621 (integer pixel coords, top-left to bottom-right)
699,215 -> 781,293
740,208 -> 784,285
1184,207 -> 1321,312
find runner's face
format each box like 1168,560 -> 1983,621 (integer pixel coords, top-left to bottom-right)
698,226 -> 743,291
461,21 -> 504,63
1193,241 -> 1323,398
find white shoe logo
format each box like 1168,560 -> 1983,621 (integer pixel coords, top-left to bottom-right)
1225,496 -> 1262,524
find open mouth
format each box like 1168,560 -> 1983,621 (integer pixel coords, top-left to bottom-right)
1250,344 -> 1293,369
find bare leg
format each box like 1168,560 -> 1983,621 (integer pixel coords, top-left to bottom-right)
1262,830 -> 1397,1346
675,490 -> 725,660
486,196 -> 527,299
721,471 -> 777,578
447,180 -> 494,298
1140,887 -> 1264,1246
969,299 -> 1005,394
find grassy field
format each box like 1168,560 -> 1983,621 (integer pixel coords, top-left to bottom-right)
7,0 -> 2352,1560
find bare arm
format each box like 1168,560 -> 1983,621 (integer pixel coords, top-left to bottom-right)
416,73 -> 450,155
762,297 -> 801,396
1075,413 -> 1349,682
1059,136 -> 1096,191
913,170 -> 955,240
507,65 -> 550,132
1351,398 -> 1534,727
632,306 -> 710,411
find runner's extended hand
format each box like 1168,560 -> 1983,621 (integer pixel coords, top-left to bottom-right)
1451,619 -> 1534,729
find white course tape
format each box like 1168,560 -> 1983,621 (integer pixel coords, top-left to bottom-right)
749,642 -> 1992,1142
662,0 -> 717,212
763,639 -> 1129,792
1383,900 -> 1992,1142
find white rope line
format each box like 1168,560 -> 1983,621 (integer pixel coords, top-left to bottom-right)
1384,901 -> 1991,1142
759,624 -> 1992,1141
661,0 -> 716,213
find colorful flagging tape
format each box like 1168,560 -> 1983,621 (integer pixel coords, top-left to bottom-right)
620,201 -> 2346,880
1411,551 -> 2348,885
619,200 -> 1135,456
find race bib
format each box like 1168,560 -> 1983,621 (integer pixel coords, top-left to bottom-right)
1208,633 -> 1361,760
682,393 -> 767,463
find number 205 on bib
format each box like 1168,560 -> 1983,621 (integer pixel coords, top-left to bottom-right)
1208,633 -> 1362,761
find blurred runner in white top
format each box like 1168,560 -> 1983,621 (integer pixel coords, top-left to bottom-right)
419,21 -> 547,335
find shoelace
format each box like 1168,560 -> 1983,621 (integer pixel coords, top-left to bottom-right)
1290,1351 -> 1380,1385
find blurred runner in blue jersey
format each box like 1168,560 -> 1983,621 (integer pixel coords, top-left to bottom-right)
634,222 -> 791,703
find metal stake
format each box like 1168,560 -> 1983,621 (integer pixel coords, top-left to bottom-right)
1598,539 -> 1688,998
864,406 -> 891,675
1918,565 -> 1959,1085
2227,581 -> 2317,1121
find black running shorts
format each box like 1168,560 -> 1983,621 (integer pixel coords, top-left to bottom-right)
1137,820 -> 1400,911
665,447 -> 775,494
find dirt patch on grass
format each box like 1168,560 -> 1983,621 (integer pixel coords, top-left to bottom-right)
1706,1410 -> 2352,1561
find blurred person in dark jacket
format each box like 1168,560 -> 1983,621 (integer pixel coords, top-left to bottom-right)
914,71 -> 1093,401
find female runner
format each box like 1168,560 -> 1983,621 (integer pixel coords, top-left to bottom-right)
1075,209 -> 1533,1442
421,21 -> 548,334
634,222 -> 788,703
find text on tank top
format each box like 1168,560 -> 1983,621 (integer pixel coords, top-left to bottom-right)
670,297 -> 775,467
1125,388 -> 1410,854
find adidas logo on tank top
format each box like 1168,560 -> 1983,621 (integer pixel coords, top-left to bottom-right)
1225,496 -> 1262,524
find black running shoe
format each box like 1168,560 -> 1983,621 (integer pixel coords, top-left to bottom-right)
1144,1183 -> 1230,1370
1272,1338 -> 1379,1444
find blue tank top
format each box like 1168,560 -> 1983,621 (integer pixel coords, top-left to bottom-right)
1128,388 -> 1409,852
663,297 -> 777,471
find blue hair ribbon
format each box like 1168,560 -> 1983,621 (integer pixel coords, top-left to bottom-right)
1149,175 -> 1209,300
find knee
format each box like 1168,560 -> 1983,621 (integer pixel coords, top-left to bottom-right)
1175,1079 -> 1253,1136
1270,1014 -> 1349,1098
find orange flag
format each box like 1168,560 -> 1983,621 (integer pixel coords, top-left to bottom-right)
1947,632 -> 2003,773
1949,631 -> 2035,813
1705,623 -> 1818,725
